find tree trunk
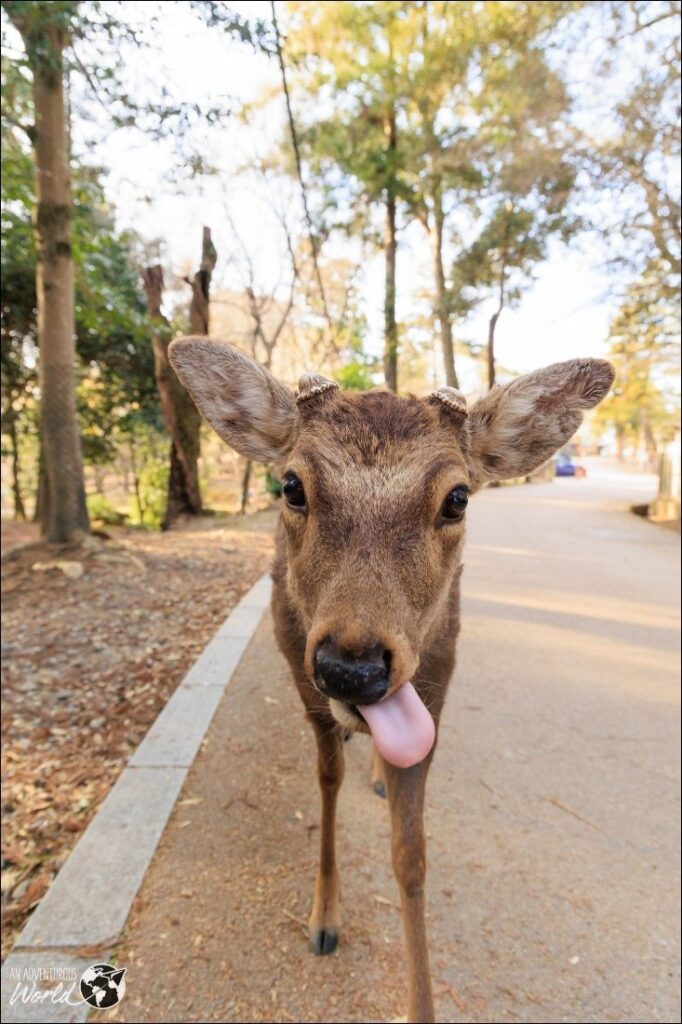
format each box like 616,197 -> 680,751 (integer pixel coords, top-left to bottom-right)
6,405 -> 26,520
33,443 -> 46,524
127,438 -> 145,524
431,196 -> 458,389
240,459 -> 252,515
142,261 -> 204,529
187,226 -> 217,335
487,247 -> 509,391
165,441 -> 199,525
19,15 -> 90,542
487,310 -> 500,390
643,418 -> 658,470
384,112 -> 398,394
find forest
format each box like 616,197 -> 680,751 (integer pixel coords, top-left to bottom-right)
1,4 -> 681,1006
1,0 -> 680,539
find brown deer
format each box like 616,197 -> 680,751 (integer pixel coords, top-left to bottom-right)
169,337 -> 614,1024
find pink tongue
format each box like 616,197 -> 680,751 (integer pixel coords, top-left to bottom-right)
359,682 -> 435,769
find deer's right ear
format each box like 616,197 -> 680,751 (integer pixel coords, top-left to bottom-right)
168,336 -> 298,462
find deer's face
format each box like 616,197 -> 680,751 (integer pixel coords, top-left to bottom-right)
169,339 -> 614,748
279,391 -> 469,727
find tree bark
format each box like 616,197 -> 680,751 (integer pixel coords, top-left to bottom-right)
14,12 -> 90,542
487,310 -> 500,390
6,405 -> 26,520
186,226 -> 217,335
127,437 -> 145,524
240,459 -> 252,515
142,252 -> 207,529
33,443 -> 46,524
384,111 -> 399,394
431,193 -> 458,389
487,252 -> 509,391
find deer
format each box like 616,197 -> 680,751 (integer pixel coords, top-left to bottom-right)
168,336 -> 614,1024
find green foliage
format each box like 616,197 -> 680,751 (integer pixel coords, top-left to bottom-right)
594,262 -> 681,452
264,468 -> 282,498
334,360 -> 377,392
1,83 -> 158,463
86,492 -> 126,525
578,1 -> 680,294
282,1 -> 580,380
1,39 -> 163,517
133,457 -> 169,530
451,196 -> 576,320
2,2 -> 80,82
71,169 -> 159,461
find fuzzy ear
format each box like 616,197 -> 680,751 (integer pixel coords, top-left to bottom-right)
168,336 -> 298,462
466,358 -> 615,490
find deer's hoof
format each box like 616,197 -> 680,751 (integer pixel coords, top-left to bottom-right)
372,779 -> 387,799
310,926 -> 339,956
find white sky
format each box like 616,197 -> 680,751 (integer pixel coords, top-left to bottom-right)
61,1 -> 671,389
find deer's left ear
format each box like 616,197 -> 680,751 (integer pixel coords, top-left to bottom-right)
466,358 -> 615,490
168,336 -> 298,462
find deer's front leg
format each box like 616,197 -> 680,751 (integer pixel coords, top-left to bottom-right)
385,758 -> 435,1024
309,717 -> 344,955
371,742 -> 387,798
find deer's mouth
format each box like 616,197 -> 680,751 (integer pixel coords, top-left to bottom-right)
331,684 -> 437,769
328,698 -> 369,733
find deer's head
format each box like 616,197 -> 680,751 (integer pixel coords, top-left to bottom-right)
170,338 -> 613,765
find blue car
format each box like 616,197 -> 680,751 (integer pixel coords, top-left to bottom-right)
555,452 -> 587,477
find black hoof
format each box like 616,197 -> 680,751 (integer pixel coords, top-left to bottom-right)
310,927 -> 339,955
372,779 -> 387,799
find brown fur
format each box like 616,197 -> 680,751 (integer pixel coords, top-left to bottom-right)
168,336 -> 615,1023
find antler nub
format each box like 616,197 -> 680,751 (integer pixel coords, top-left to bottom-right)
296,373 -> 339,405
429,386 -> 468,419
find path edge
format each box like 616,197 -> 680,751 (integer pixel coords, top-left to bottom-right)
1,573 -> 272,1023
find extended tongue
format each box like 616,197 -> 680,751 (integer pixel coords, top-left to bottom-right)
358,682 -> 435,769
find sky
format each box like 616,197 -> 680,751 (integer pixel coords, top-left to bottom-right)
59,0 -> 670,391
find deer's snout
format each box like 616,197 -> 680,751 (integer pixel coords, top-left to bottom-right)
314,638 -> 390,705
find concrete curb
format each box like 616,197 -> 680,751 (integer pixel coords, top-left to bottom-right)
1,574 -> 272,1023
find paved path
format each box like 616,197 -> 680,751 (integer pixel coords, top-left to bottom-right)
109,467 -> 680,1024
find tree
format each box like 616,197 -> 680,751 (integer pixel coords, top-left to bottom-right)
402,1 -> 576,387
72,172 -> 157,466
2,1 -> 248,529
577,1 -> 680,298
594,262 -> 680,462
1,63 -> 36,519
282,1 -> 417,392
279,1 -> 577,392
452,188 -> 575,389
141,228 -> 215,528
169,226 -> 217,520
2,53 -> 158,521
3,1 -> 90,542
212,204 -> 297,512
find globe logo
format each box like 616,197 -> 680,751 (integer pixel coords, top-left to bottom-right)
79,963 -> 126,1009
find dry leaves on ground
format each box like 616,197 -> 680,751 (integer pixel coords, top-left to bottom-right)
1,511 -> 276,960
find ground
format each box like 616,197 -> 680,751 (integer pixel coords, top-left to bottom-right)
1,510 -> 276,960
94,464 -> 679,1024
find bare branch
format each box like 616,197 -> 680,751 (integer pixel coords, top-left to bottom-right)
270,0 -> 338,351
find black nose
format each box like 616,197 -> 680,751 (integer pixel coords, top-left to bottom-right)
314,638 -> 390,705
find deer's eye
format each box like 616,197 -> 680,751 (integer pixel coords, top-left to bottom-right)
282,471 -> 306,510
441,485 -> 469,522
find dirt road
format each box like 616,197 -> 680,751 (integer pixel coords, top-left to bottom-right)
108,467 -> 680,1024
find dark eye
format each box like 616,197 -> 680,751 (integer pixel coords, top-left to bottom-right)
282,471 -> 306,510
441,485 -> 469,522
